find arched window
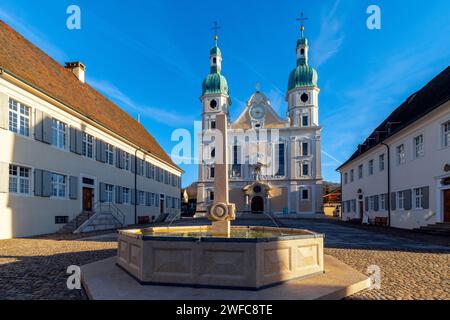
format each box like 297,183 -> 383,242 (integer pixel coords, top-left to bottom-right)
211,148 -> 215,158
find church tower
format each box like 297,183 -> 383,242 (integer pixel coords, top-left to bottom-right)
286,24 -> 319,128
197,27 -> 231,215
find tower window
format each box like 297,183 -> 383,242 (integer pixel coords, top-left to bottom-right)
213,57 -> 217,64
210,99 -> 218,109
211,148 -> 215,158
301,93 -> 309,103
211,121 -> 216,129
300,48 -> 305,55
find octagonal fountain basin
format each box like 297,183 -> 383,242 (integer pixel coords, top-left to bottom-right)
117,226 -> 324,290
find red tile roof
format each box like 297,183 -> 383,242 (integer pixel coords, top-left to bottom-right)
0,20 -> 180,171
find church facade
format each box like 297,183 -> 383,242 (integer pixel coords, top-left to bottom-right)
196,28 -> 323,216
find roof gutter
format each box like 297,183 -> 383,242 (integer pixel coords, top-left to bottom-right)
0,66 -> 184,174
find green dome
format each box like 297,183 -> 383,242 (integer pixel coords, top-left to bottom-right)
297,37 -> 308,46
210,45 -> 221,56
202,72 -> 229,96
288,64 -> 318,90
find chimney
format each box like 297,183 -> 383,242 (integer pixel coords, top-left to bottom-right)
65,61 -> 85,83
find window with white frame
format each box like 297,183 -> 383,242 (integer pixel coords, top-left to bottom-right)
9,165 -> 30,194
9,98 -> 30,137
397,191 -> 405,210
51,173 -> 66,198
302,142 -> 309,156
301,162 -> 309,176
380,194 -> 386,211
51,119 -> 66,149
351,200 -> 356,212
138,191 -> 145,205
368,160 -> 374,175
102,184 -> 112,203
122,187 -> 130,204
350,169 -> 354,182
123,152 -> 131,171
414,134 -> 424,158
301,114 -> 309,127
275,143 -> 285,176
414,188 -> 423,209
82,133 -> 94,158
369,196 -> 375,211
396,144 -> 406,165
138,159 -> 145,176
105,143 -> 114,165
442,121 -> 450,147
358,164 -> 363,179
344,172 -> 348,184
209,166 -> 215,179
379,154 -> 385,171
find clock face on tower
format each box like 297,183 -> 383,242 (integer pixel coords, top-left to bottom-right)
249,105 -> 265,120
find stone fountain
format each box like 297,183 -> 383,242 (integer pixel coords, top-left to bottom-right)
116,112 -> 325,289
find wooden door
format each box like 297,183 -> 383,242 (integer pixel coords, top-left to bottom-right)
359,201 -> 364,220
160,199 -> 165,214
444,189 -> 450,222
83,188 -> 94,212
251,196 -> 264,214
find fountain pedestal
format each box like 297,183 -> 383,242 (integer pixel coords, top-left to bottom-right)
206,112 -> 235,236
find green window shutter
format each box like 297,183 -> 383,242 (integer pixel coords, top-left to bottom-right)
69,176 -> 78,200
42,115 -> 52,144
131,189 -> 136,205
0,162 -> 9,193
42,170 -> 52,197
374,195 -> 379,211
99,183 -> 106,202
75,130 -> 83,155
422,186 -> 430,209
0,93 -> 9,130
391,192 -> 396,210
131,155 -> 136,173
146,162 -> 151,178
404,189 -> 412,210
34,109 -> 44,142
95,140 -> 102,162
115,186 -> 123,204
70,127 -> 77,153
34,169 -> 43,196
116,149 -> 122,169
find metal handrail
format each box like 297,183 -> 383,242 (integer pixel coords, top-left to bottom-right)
98,201 -> 126,225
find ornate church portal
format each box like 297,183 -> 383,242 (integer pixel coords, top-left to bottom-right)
196,23 -> 324,217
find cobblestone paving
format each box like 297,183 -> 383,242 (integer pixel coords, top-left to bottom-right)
0,218 -> 449,300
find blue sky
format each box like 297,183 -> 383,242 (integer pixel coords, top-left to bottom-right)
1,0 -> 449,187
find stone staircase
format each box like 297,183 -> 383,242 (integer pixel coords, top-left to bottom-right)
413,222 -> 450,236
58,211 -> 94,234
59,202 -> 126,234
74,212 -> 124,233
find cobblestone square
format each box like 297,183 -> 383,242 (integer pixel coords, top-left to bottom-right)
0,219 -> 448,300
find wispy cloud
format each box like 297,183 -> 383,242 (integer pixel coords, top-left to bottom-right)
0,8 -> 68,62
89,78 -> 194,127
310,0 -> 345,67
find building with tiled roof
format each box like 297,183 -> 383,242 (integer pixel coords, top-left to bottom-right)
0,20 -> 183,239
337,66 -> 450,230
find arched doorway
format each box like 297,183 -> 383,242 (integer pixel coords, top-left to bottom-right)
251,196 -> 264,214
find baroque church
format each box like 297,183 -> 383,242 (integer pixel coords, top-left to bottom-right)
196,25 -> 323,216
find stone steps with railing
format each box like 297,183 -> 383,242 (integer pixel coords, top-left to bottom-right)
58,201 -> 126,234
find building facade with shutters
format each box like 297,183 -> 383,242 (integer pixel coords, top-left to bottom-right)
338,67 -> 450,230
196,28 -> 323,217
0,21 -> 182,239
